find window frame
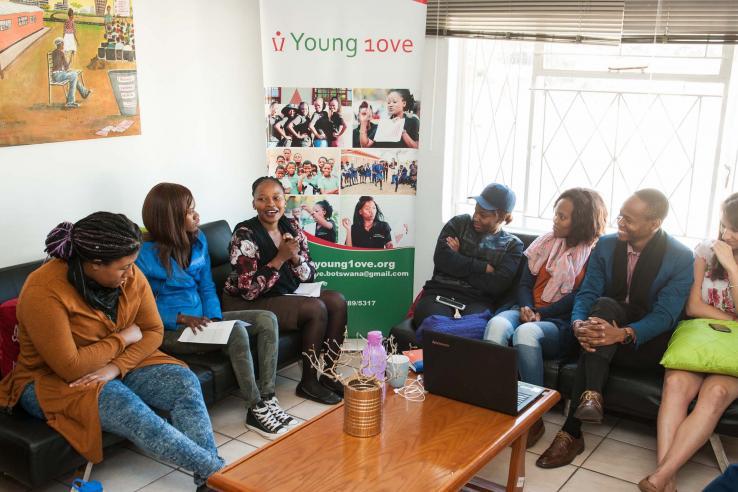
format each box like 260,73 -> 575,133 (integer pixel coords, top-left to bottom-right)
446,38 -> 738,243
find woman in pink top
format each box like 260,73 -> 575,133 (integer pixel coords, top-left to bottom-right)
63,9 -> 79,65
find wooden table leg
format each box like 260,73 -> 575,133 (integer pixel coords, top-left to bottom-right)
506,431 -> 527,492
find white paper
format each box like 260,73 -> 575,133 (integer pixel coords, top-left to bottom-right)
177,320 -> 241,344
374,117 -> 405,142
285,282 -> 322,297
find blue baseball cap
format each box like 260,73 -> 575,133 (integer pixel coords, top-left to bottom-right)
470,183 -> 516,213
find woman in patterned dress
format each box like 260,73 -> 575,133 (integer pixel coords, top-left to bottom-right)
221,177 -> 347,406
640,193 -> 738,492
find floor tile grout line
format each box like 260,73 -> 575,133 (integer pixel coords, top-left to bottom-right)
133,467 -> 179,492
577,430 -> 610,469
553,463 -> 579,492
556,467 -> 636,491
602,427 -> 719,470
117,442 -> 178,471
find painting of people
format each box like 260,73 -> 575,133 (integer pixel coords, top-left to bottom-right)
0,0 -> 139,147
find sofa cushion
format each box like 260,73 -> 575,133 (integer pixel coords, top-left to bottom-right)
660,319 -> 738,377
0,298 -> 20,377
200,220 -> 232,269
0,261 -> 42,304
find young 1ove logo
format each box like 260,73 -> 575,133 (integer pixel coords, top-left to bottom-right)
271,31 -> 415,58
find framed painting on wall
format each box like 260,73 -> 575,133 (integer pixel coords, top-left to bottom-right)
0,0 -> 140,147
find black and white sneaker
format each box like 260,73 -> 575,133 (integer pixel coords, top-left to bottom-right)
263,395 -> 299,428
246,401 -> 287,439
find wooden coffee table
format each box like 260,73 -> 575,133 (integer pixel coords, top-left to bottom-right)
208,385 -> 560,491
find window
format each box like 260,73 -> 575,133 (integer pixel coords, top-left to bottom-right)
0,20 -> 10,31
447,39 -> 738,244
17,16 -> 28,26
30,16 -> 35,24
312,88 -> 353,106
266,87 -> 281,105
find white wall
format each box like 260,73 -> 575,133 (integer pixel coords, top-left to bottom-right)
413,37 -> 450,295
0,0 -> 266,267
0,0 -> 451,303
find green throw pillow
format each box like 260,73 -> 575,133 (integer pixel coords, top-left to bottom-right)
660,318 -> 738,377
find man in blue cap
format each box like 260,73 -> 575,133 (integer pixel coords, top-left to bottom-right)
412,183 -> 524,328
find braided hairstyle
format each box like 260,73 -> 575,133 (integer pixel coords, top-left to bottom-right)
45,211 -> 142,263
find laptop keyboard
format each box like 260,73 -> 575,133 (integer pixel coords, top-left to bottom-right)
517,383 -> 543,411
516,392 -> 528,406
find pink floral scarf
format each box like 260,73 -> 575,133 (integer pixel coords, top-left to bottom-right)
524,232 -> 594,303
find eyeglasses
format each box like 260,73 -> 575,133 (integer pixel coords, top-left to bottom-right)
616,215 -> 631,225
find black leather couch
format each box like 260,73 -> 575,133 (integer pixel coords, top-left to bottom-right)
390,232 -> 738,438
0,220 -> 302,488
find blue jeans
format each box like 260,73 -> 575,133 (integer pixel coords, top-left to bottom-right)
484,309 -> 560,386
19,364 -> 224,486
51,70 -> 89,104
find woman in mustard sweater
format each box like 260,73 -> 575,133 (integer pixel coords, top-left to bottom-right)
0,212 -> 224,490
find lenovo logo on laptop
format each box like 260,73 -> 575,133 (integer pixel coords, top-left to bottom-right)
431,340 -> 450,348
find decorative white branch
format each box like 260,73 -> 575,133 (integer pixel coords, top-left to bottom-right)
302,334 -> 399,387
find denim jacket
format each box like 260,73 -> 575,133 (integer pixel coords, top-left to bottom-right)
423,214 -> 524,303
135,230 -> 222,330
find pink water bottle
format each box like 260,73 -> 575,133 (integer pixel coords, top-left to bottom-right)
361,330 -> 387,382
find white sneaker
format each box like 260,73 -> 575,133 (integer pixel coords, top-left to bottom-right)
263,395 -> 299,428
246,401 -> 287,439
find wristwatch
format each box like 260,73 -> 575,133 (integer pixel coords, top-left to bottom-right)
621,327 -> 635,345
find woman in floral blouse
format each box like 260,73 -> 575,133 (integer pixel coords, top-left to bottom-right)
640,193 -> 738,492
222,177 -> 346,406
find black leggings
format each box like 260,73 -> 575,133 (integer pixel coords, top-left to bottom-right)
222,290 -> 347,384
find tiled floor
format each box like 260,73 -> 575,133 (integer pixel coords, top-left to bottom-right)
1,360 -> 731,491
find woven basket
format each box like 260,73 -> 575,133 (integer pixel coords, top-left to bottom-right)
343,378 -> 383,437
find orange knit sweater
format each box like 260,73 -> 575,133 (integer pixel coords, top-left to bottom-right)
0,259 -> 185,463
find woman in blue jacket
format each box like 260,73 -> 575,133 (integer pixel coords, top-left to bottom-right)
136,183 -> 296,439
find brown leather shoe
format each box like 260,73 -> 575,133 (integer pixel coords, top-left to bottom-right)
573,390 -> 604,424
526,418 -> 545,448
535,431 -> 584,468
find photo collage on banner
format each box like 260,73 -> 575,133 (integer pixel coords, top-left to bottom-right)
260,0 -> 426,336
264,86 -> 419,336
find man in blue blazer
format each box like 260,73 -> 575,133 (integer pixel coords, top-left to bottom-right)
537,189 -> 694,468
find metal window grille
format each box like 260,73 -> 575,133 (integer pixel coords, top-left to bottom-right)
449,38 -> 738,243
266,87 -> 281,105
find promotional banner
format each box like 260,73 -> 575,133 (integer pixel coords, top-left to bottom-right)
260,0 -> 426,336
